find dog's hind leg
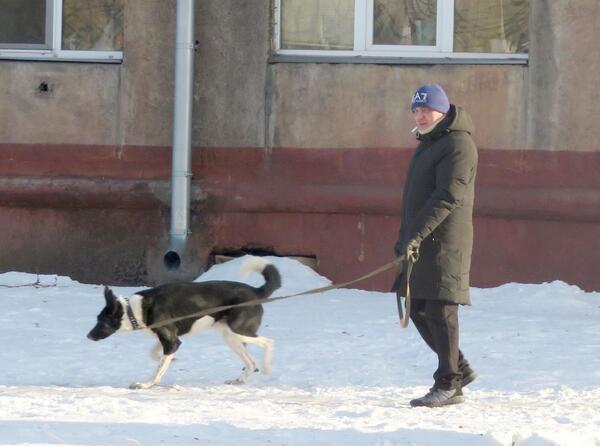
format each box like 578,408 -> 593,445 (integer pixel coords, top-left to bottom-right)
224,307 -> 273,375
130,354 -> 174,390
233,334 -> 274,375
219,325 -> 258,385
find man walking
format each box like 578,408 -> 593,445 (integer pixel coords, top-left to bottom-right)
394,84 -> 478,407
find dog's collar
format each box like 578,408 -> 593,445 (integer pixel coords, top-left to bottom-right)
123,297 -> 144,331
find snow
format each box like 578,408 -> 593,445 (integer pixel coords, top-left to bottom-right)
1,256 -> 599,445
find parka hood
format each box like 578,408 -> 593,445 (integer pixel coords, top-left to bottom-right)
417,104 -> 475,140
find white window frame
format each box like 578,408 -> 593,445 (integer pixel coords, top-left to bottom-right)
274,0 -> 528,62
0,0 -> 122,63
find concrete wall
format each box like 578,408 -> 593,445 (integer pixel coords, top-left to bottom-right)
194,0 -> 270,148
0,0 -> 175,147
0,0 -> 272,285
270,64 -> 527,150
0,0 -> 599,291
0,0 -> 270,148
527,0 -> 600,151
0,63 -> 121,145
2,0 -> 533,154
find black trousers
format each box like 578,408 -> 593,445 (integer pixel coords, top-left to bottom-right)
410,298 -> 469,390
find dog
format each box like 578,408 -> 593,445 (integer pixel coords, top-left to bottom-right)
87,256 -> 280,389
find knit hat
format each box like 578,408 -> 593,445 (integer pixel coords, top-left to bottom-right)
410,84 -> 450,114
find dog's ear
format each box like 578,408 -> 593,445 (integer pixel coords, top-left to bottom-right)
104,286 -> 117,307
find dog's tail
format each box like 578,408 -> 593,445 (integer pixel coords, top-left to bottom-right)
240,256 -> 282,298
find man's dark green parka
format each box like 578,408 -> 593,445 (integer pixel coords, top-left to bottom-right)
396,104 -> 478,305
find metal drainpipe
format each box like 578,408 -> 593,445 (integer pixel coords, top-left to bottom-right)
164,0 -> 195,271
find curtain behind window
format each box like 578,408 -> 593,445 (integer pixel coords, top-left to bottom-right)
0,0 -> 46,46
454,0 -> 528,53
62,0 -> 123,51
373,0 -> 437,46
281,0 -> 354,50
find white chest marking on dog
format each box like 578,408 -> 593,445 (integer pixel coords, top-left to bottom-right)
185,316 -> 216,336
117,294 -> 146,332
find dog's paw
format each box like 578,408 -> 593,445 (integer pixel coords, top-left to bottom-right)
261,365 -> 271,375
224,378 -> 245,385
129,382 -> 152,390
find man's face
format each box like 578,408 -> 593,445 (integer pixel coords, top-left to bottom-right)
412,106 -> 445,130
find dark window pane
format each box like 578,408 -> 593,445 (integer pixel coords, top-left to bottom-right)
281,0 -> 354,50
0,0 -> 46,46
62,0 -> 123,51
373,0 -> 437,46
454,0 -> 529,53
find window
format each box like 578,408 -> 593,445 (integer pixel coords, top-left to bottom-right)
0,0 -> 49,49
280,0 -> 355,51
0,0 -> 123,62
276,0 -> 529,62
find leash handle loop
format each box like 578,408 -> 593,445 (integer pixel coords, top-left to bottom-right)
398,258 -> 413,329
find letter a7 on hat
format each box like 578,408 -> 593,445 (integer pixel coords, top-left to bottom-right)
411,84 -> 450,114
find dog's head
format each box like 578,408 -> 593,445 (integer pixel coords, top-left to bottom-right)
87,287 -> 124,341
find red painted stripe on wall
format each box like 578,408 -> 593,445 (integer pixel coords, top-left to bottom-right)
0,144 -> 599,291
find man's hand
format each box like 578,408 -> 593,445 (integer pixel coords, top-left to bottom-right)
405,239 -> 420,263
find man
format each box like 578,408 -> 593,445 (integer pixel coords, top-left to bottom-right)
394,83 -> 478,408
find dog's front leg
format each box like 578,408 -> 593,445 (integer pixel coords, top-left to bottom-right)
130,328 -> 181,390
129,354 -> 174,390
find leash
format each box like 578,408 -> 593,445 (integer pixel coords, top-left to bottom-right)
145,255 -> 407,331
396,259 -> 413,328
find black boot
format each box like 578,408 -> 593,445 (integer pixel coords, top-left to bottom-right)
410,387 -> 465,408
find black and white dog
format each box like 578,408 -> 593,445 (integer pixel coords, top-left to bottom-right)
87,257 -> 280,389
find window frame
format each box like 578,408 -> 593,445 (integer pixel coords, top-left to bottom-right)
274,0 -> 528,63
0,0 -> 123,63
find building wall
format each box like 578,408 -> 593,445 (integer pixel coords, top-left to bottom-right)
527,0 -> 600,151
269,64 -> 527,150
0,0 -> 599,291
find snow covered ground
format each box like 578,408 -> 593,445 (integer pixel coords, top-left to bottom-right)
1,256 -> 599,445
